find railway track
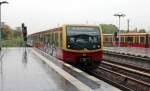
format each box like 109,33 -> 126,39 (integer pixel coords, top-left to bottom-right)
78,60 -> 150,91
103,50 -> 150,61
101,61 -> 150,88
104,59 -> 150,73
103,50 -> 150,72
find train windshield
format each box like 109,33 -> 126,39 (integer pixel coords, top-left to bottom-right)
66,26 -> 101,50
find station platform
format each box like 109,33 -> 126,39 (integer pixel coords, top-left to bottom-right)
0,48 -> 121,91
104,47 -> 150,58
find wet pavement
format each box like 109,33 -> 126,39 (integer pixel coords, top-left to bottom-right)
0,47 -> 122,91
34,48 -> 121,91
104,47 -> 150,57
0,48 -> 78,91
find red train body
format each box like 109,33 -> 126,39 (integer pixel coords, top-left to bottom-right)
103,33 -> 150,48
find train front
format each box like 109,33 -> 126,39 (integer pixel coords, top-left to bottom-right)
63,25 -> 103,65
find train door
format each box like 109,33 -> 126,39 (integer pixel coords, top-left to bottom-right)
139,36 -> 145,47
135,36 -> 139,47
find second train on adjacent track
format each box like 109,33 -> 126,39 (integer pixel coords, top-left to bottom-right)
103,33 -> 150,48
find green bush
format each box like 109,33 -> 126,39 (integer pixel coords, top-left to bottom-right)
2,37 -> 24,47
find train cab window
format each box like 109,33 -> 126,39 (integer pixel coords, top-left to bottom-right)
140,36 -> 145,44
66,26 -> 101,50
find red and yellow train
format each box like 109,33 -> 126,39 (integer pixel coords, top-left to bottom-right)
29,24 -> 103,65
103,33 -> 150,48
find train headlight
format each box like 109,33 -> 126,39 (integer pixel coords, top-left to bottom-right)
98,45 -> 100,48
68,45 -> 70,48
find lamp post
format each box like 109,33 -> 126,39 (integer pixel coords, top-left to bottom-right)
127,19 -> 130,32
0,1 -> 8,50
114,13 -> 125,47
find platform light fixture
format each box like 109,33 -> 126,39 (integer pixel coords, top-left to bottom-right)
114,13 -> 126,47
0,1 -> 8,50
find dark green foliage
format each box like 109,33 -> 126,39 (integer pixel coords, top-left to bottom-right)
2,26 -> 24,47
100,24 -> 147,34
1,25 -> 12,40
100,24 -> 118,34
138,29 -> 146,33
2,37 -> 24,47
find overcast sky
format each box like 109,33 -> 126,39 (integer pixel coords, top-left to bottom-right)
2,0 -> 150,34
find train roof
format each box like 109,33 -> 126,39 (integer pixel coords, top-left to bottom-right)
63,24 -> 100,27
103,33 -> 150,36
30,27 -> 62,36
30,24 -> 101,36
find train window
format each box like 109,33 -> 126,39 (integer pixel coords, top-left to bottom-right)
126,36 -> 133,43
113,36 -> 115,41
55,33 -> 58,47
47,34 -> 50,44
105,36 -> 112,42
49,32 -> 52,45
42,34 -> 44,43
53,33 -> 56,46
44,35 -> 47,43
121,36 -> 124,42
60,33 -> 62,47
38,36 -> 40,43
46,34 -> 49,43
149,36 -> 150,44
57,32 -> 60,48
104,37 -> 107,42
140,36 -> 145,44
135,36 -> 139,43
103,36 -> 106,42
125,37 -> 127,42
50,32 -> 53,45
40,34 -> 43,43
52,32 -> 54,45
66,26 -> 101,50
104,37 -> 108,42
